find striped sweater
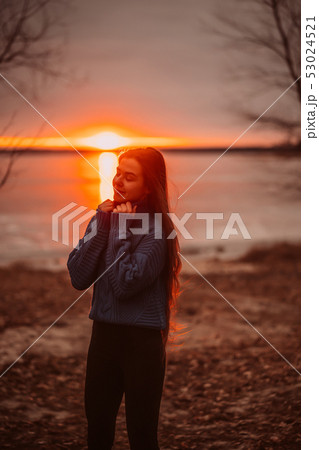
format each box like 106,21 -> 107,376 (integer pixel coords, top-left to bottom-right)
66,197 -> 168,330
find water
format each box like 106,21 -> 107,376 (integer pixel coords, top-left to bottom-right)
0,150 -> 300,270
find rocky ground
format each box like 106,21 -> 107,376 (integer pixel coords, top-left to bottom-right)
0,242 -> 300,449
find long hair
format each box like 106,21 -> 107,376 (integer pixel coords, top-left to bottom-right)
117,146 -> 183,355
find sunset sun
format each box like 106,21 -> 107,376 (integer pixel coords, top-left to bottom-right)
81,131 -> 129,150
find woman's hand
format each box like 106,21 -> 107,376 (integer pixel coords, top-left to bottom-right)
113,201 -> 137,214
97,199 -> 114,212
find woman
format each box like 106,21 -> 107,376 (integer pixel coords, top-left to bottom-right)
67,147 -> 182,449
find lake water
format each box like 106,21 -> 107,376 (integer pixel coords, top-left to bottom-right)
0,150 -> 300,271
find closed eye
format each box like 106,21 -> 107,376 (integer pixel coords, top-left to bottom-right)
116,170 -> 136,181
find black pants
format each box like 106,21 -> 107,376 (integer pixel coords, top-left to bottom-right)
84,320 -> 166,449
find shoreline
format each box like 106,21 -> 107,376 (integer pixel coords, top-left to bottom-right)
0,240 -> 300,448
0,238 -> 301,274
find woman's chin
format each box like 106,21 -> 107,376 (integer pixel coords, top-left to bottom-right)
113,192 -> 126,199
113,194 -> 128,204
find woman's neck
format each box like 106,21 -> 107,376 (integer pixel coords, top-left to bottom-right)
113,195 -> 149,210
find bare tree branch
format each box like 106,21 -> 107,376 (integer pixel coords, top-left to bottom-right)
0,0 -> 69,78
0,0 -> 72,189
200,0 -> 301,142
0,119 -> 47,189
270,0 -> 300,100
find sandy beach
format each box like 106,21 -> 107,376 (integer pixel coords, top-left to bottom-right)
0,241 -> 300,449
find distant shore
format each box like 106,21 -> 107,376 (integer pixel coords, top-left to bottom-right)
0,142 -> 301,155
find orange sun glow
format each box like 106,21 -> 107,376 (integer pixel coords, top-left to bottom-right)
80,132 -> 130,150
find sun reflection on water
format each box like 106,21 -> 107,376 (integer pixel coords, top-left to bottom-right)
98,152 -> 118,202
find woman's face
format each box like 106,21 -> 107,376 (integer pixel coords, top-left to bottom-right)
112,157 -> 149,203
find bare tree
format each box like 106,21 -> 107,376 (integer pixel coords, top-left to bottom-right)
0,0 -> 70,79
200,0 -> 301,145
0,112 -> 48,190
0,0 -> 71,189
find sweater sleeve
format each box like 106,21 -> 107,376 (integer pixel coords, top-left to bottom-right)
67,209 -> 111,290
106,213 -> 167,300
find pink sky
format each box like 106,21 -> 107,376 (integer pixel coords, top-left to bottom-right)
0,0 -> 299,149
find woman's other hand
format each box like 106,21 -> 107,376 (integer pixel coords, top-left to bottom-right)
97,199 -> 114,212
113,202 -> 137,214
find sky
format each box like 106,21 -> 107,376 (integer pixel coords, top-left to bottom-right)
0,0 -> 300,149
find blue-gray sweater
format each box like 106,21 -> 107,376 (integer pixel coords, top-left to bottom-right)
67,198 -> 168,330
